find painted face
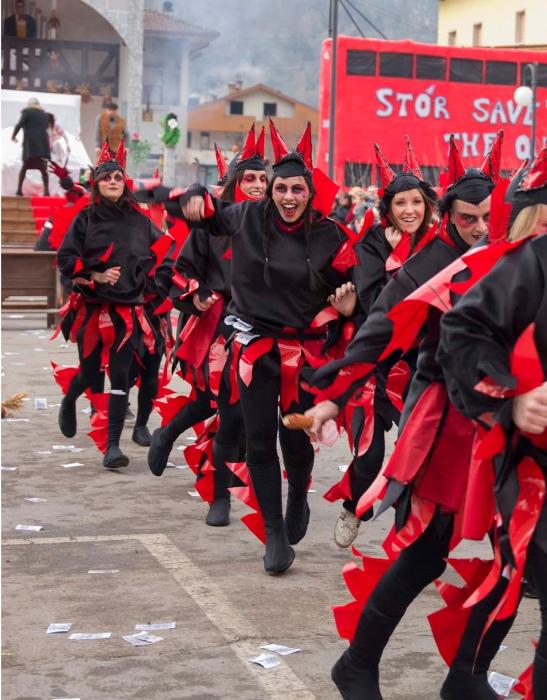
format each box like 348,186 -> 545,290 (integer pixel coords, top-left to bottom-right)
389,188 -> 426,236
272,176 -> 311,222
97,170 -> 124,203
450,196 -> 491,245
531,203 -> 547,236
239,169 -> 267,199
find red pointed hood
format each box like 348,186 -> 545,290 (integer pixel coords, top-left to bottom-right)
520,145 -> 547,191
239,122 -> 257,161
269,118 -> 289,164
114,140 -> 127,171
96,140 -> 113,167
402,135 -> 423,180
295,121 -> 313,172
374,143 -> 397,189
480,130 -> 504,185
445,135 -> 466,191
214,143 -> 229,182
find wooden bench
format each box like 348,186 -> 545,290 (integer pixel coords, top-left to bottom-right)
1,248 -> 61,327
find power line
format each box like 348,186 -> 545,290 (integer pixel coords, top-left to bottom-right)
339,0 -> 366,38
344,0 -> 388,40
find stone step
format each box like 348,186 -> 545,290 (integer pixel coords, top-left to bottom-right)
2,219 -> 39,232
2,211 -> 36,223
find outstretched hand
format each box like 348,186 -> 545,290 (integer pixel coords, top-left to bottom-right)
304,400 -> 340,442
513,382 -> 547,435
182,195 -> 205,221
329,282 -> 357,317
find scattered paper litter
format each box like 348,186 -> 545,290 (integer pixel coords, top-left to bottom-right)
174,464 -> 188,470
497,645 -> 508,653
34,398 -> 48,410
47,623 -> 72,634
135,622 -> 176,631
185,436 -> 196,442
52,697 -> 80,699
35,450 -> 52,455
53,445 -> 74,450
123,632 -> 164,646
488,671 -> 518,697
11,362 -> 25,366
260,644 -> 301,656
88,569 -> 120,574
2,418 -> 30,422
69,632 -> 111,640
33,348 -> 45,352
187,490 -> 200,498
338,464 -> 349,472
25,497 -> 47,503
68,447 -> 84,453
1,466 -> 17,471
249,652 -> 281,669
80,407 -> 91,414
308,489 -> 317,493
61,462 -> 84,469
3,351 -> 20,355
16,524 -> 43,532
59,343 -> 69,348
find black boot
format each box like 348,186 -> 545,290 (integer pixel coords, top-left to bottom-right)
58,396 -> 77,438
147,427 -> 173,476
249,461 -> 295,575
283,446 -> 313,545
132,424 -> 152,446
331,650 -> 382,700
103,445 -> 129,469
206,498 -> 231,526
533,651 -> 547,699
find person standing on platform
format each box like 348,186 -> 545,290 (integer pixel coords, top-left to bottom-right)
11,96 -> 50,196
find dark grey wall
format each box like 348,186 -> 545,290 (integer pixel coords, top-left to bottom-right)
157,0 -> 439,107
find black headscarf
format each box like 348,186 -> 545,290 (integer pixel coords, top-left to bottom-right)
379,173 -> 437,219
438,169 -> 495,216
272,153 -> 309,179
506,162 -> 547,224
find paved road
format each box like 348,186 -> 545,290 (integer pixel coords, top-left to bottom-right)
1,317 -> 538,700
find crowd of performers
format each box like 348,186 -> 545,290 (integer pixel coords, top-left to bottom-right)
42,119 -> 547,699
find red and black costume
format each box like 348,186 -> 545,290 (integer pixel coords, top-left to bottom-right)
439,149 -> 547,698
312,134 -> 511,700
55,143 -> 167,469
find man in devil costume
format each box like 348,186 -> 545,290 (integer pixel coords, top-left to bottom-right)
167,119 -> 354,574
333,137 -> 438,548
438,147 -> 547,699
148,125 -> 268,528
55,142 -> 167,469
303,133 -> 508,699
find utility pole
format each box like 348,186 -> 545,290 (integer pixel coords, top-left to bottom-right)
328,0 -> 338,179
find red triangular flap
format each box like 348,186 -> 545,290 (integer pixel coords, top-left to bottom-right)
114,139 -> 127,171
487,177 -> 511,243
446,135 -> 466,188
374,143 -> 396,189
311,167 -> 339,216
402,134 -> 423,180
214,143 -> 228,181
239,122 -> 256,161
256,126 -> 265,159
480,130 -> 503,184
295,121 -> 313,171
520,145 -> 547,191
95,140 -> 112,166
269,118 -> 289,163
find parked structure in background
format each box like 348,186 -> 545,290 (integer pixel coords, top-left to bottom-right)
186,82 -> 319,185
438,0 -> 546,49
1,0 -> 217,175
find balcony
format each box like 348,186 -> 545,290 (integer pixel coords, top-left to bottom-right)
2,37 -> 119,97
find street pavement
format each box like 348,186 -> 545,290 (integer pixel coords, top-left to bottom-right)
1,316 -> 539,700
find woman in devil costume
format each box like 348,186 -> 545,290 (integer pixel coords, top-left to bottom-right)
304,134 -> 508,700
148,125 -> 268,528
438,147 -> 547,699
333,137 -> 438,548
56,142 -> 166,469
172,119 -> 354,574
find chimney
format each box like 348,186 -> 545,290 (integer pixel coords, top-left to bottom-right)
227,82 -> 237,94
235,80 -> 243,91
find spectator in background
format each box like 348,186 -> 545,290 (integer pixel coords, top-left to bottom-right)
95,101 -> 128,156
333,192 -> 353,224
47,113 -> 71,163
11,96 -> 51,196
3,0 -> 36,38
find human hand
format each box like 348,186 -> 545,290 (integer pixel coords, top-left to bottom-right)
11,136 -> 18,143
512,382 -> 547,435
91,266 -> 121,285
182,195 -> 205,221
328,282 -> 357,317
192,292 -> 217,312
304,400 -> 340,442
385,226 -> 402,249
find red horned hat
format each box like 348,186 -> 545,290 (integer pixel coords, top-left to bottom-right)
520,145 -> 547,191
295,121 -> 313,172
480,131 -> 504,185
214,143 -> 229,182
374,143 -> 397,189
402,134 -> 423,180
446,135 -> 466,190
269,118 -> 290,164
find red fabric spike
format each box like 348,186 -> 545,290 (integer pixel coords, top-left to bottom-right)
402,134 -> 423,180
208,336 -> 228,398
323,464 -> 353,503
99,242 -> 114,263
222,247 -> 233,260
256,125 -> 265,159
269,118 -> 289,164
96,140 -> 112,166
154,392 -> 191,427
86,391 -> 109,454
446,135 -> 466,189
480,130 -> 503,184
331,240 -> 359,273
295,121 -> 313,172
153,297 -> 174,316
114,140 -> 127,171
82,307 -> 100,358
374,143 -> 397,189
278,340 -> 304,412
238,338 -> 274,387
226,460 -> 266,543
511,323 -> 544,395
49,195 -> 90,250
166,215 -> 190,258
214,143 -> 228,181
234,181 -> 254,203
385,231 -> 411,272
148,234 -> 172,277
239,122 -> 257,161
487,178 -> 511,243
98,306 -> 115,369
73,258 -> 85,275
312,167 -> 339,217
203,192 -> 215,217
50,361 -> 79,395
514,658 -> 534,699
177,298 -> 223,368
520,144 -> 547,191
115,305 -> 134,351
386,360 -> 411,413
310,362 -> 374,403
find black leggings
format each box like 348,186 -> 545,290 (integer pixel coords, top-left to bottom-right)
528,541 -> 547,694
66,337 -> 135,448
17,157 -> 49,195
130,351 -> 162,428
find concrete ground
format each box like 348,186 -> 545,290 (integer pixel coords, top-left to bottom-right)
1,315 -> 539,700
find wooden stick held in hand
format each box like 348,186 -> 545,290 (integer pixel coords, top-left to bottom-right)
282,413 -> 314,430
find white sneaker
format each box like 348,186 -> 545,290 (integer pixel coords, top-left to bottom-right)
334,508 -> 361,548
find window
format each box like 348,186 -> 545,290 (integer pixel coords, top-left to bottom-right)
416,55 -> 446,80
229,100 -> 243,115
448,31 -> 457,46
199,131 -> 210,150
473,23 -> 482,46
522,62 -> 547,88
486,61 -> 517,85
344,162 -> 371,187
450,58 -> 483,83
346,50 -> 376,76
379,53 -> 413,78
515,11 -> 525,44
263,102 -> 277,117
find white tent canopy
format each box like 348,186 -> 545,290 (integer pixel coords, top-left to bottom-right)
2,90 -> 92,196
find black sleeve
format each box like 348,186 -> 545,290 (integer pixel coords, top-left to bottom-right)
12,113 -> 25,140
34,219 -> 54,251
353,228 -> 390,318
56,211 -> 96,280
176,229 -> 213,301
438,241 -> 544,421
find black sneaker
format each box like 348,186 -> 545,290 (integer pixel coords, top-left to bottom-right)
58,397 -> 77,438
331,652 -> 382,700
147,428 -> 173,477
205,498 -> 231,527
103,446 -> 129,469
132,425 -> 151,447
